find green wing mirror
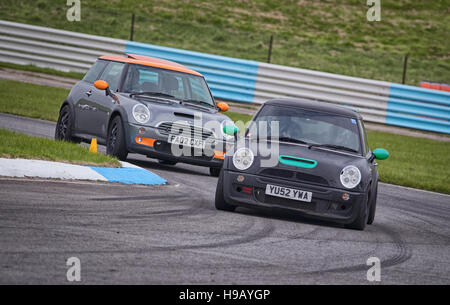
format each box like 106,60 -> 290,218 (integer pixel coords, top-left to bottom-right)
223,124 -> 239,137
373,148 -> 389,160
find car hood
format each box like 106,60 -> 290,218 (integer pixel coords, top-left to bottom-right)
228,140 -> 371,191
117,93 -> 233,131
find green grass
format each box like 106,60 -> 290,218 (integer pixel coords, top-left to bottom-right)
1,79 -> 448,193
0,129 -> 120,167
0,79 -> 69,121
0,62 -> 84,80
0,0 -> 448,85
367,131 -> 450,194
226,112 -> 255,124
226,111 -> 450,194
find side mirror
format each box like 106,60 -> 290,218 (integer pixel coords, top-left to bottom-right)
373,148 -> 389,160
223,124 -> 239,138
94,80 -> 112,96
217,102 -> 229,112
94,80 -> 109,90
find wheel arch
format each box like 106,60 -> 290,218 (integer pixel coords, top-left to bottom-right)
107,107 -> 131,148
58,100 -> 76,131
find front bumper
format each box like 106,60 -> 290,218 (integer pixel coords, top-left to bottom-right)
223,170 -> 366,224
126,123 -> 227,167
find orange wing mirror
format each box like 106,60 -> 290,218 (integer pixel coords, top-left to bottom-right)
217,102 -> 229,112
94,80 -> 109,90
94,80 -> 109,91
94,80 -> 114,98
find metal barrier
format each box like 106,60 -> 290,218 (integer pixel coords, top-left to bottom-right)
0,20 -> 125,72
125,41 -> 259,103
386,84 -> 450,134
0,20 -> 449,134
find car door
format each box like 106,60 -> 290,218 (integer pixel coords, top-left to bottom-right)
89,61 -> 126,138
73,60 -> 108,135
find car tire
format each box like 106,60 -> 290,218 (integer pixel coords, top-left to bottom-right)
54,105 -> 80,143
158,159 -> 177,166
215,169 -> 236,212
106,116 -> 128,161
209,167 -> 221,177
367,184 -> 378,225
345,191 -> 369,231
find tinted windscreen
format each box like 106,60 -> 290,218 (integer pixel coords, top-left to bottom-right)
123,64 -> 214,106
250,105 -> 362,153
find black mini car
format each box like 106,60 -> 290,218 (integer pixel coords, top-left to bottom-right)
215,99 -> 389,230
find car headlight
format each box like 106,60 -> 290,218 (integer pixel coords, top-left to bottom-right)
132,104 -> 150,124
340,165 -> 361,189
233,147 -> 254,170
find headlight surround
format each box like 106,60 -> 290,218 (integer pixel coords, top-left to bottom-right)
232,147 -> 254,171
340,165 -> 361,189
132,104 -> 150,124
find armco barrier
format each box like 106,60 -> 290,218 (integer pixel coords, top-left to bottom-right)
0,20 -> 449,134
386,84 -> 450,134
125,41 -> 259,103
0,20 -> 125,72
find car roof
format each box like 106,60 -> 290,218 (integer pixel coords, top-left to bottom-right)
99,54 -> 202,76
264,98 -> 362,119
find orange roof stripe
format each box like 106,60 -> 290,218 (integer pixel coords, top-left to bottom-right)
99,54 -> 202,76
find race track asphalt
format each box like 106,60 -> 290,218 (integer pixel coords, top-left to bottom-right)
0,113 -> 449,284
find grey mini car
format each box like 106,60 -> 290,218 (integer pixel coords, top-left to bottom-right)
55,54 -> 233,176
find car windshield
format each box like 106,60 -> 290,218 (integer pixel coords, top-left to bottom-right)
123,64 -> 215,107
249,104 -> 362,154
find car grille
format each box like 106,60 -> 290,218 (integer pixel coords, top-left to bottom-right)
156,122 -> 215,140
258,168 -> 328,186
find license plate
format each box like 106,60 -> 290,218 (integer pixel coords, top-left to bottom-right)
168,134 -> 205,149
265,184 -> 312,202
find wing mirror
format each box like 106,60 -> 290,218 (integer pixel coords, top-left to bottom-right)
373,148 -> 389,160
94,80 -> 119,104
223,124 -> 239,141
223,124 -> 239,136
94,80 -> 112,96
217,102 -> 229,112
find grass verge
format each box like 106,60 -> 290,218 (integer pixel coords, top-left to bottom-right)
0,79 -> 69,121
0,129 -> 120,168
1,79 -> 448,193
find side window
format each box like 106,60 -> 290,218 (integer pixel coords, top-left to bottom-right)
98,61 -> 125,92
82,60 -> 108,83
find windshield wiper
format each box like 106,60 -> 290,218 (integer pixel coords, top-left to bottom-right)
308,143 -> 358,153
182,99 -> 215,108
256,136 -> 310,145
277,137 -> 310,145
130,91 -> 177,99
